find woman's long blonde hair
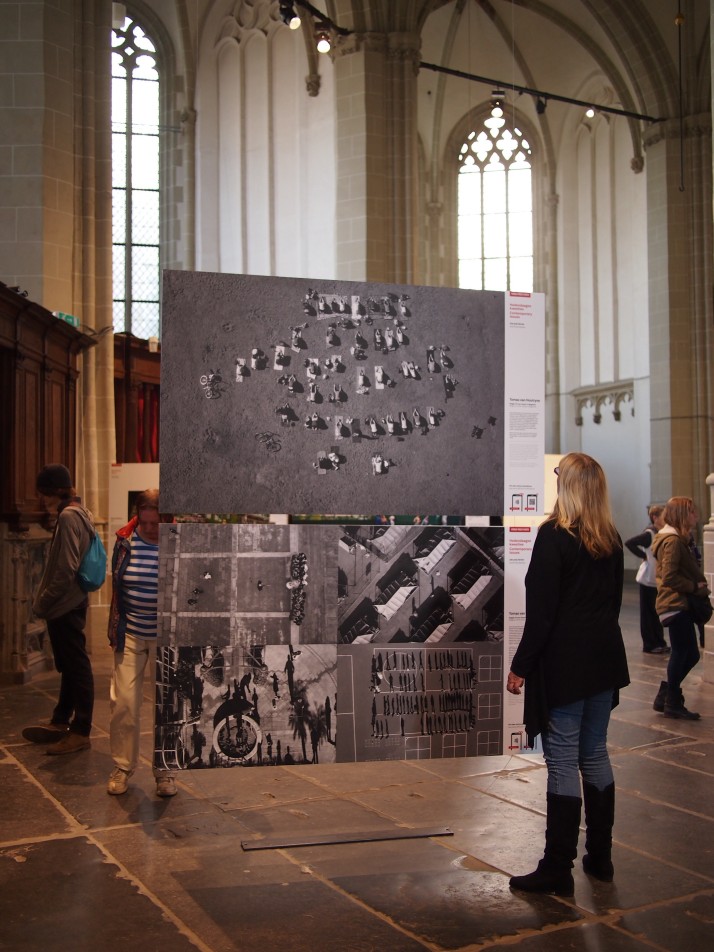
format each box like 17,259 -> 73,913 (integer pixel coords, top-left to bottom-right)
548,452 -> 621,557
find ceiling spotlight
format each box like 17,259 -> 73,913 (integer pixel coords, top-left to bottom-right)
489,90 -> 507,120
585,107 -> 596,118
536,96 -> 547,115
490,89 -> 506,116
279,2 -> 301,30
316,29 -> 331,54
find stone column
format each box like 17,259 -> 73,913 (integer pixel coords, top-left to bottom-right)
0,1 -> 115,657
67,1 -> 115,651
543,191 -> 561,453
644,116 -> 713,519
332,30 -> 421,283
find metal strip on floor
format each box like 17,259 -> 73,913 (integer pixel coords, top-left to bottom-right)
241,826 -> 453,851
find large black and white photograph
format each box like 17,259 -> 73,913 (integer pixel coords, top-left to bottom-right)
160,270 -> 505,516
338,525 -> 504,645
336,643 -> 503,763
154,643 -> 337,770
158,522 -> 337,646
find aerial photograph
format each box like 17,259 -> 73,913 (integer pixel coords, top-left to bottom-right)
160,270 -> 505,516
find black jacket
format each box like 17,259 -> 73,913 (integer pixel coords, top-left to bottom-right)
624,526 -> 654,561
511,520 -> 630,744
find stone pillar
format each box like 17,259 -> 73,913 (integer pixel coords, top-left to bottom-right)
332,30 -> 421,283
644,116 -> 714,519
0,1 -> 115,660
544,191 -> 561,453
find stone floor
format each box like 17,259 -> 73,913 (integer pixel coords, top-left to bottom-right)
1,584 -> 713,952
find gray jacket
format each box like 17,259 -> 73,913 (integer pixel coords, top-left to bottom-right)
33,502 -> 94,619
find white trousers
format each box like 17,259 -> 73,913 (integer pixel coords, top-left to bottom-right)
109,634 -> 171,777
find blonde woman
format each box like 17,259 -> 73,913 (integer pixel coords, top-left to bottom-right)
507,453 -> 629,896
651,497 -> 710,720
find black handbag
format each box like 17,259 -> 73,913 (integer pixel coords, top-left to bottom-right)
687,592 -> 713,626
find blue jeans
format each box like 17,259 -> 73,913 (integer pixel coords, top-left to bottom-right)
541,690 -> 615,797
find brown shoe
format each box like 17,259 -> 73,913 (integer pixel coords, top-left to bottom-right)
22,722 -> 70,744
156,776 -> 177,798
107,766 -> 133,795
46,732 -> 91,755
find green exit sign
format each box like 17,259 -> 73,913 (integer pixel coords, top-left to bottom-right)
53,311 -> 80,328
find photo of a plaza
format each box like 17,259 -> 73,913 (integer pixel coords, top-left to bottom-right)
157,522 -> 337,647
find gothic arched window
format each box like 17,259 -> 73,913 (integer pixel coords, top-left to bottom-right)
457,103 -> 533,292
112,14 -> 160,339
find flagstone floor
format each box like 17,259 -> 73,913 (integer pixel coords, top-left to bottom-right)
1,583 -> 712,952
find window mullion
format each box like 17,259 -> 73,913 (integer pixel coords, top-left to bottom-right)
125,72 -> 133,334
480,171 -> 486,291
505,158 -> 510,290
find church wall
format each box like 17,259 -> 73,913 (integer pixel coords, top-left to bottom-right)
574,128 -> 596,385
215,40 -> 244,272
613,124 -> 650,384
594,120 -> 615,383
556,109 -> 651,563
195,2 -> 336,279
0,0 -> 76,307
243,34 -> 271,275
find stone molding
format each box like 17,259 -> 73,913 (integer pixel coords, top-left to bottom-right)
643,113 -> 712,150
572,380 -> 634,426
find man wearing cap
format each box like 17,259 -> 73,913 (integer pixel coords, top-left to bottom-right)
22,464 -> 97,754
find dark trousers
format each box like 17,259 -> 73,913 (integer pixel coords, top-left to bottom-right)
638,584 -> 667,651
47,601 -> 94,737
666,612 -> 700,691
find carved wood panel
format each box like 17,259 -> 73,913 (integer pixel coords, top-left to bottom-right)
0,282 -> 96,530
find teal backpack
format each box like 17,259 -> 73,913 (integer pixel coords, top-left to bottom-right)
77,530 -> 107,592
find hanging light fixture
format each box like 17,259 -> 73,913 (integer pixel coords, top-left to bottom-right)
284,2 -> 353,54
279,2 -> 301,30
316,26 -> 331,54
490,89 -> 506,117
420,63 -> 665,124
485,90 -> 506,133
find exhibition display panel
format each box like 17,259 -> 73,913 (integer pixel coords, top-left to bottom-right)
157,272 -> 544,769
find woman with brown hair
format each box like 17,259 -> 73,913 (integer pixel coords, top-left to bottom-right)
507,453 -> 630,896
651,496 -> 710,720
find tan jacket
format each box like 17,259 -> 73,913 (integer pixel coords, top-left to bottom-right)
652,526 -> 708,618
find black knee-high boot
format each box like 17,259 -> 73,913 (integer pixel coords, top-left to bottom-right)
582,781 -> 615,881
509,792 -> 581,897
